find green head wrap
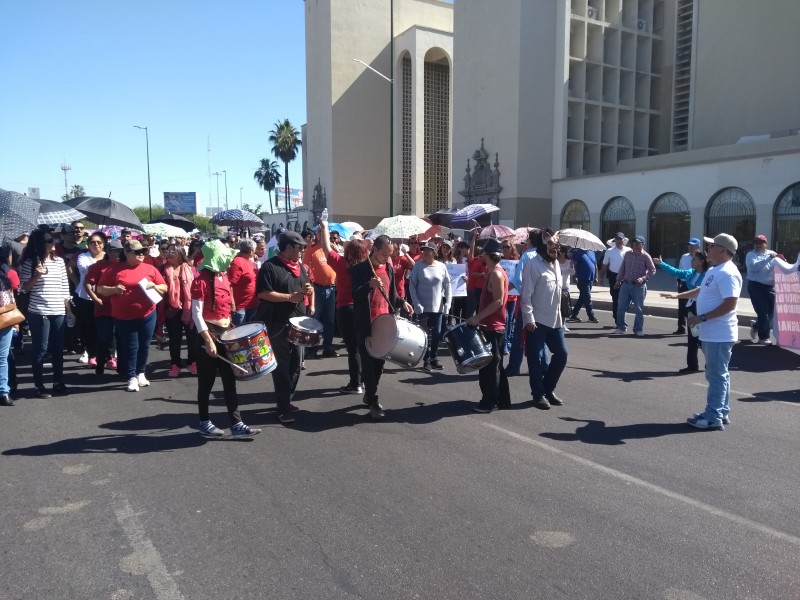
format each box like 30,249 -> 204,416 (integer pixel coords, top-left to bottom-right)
199,239 -> 238,273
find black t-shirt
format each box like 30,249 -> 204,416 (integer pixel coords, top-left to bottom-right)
255,256 -> 310,331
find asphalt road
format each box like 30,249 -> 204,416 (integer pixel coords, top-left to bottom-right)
2,311 -> 799,600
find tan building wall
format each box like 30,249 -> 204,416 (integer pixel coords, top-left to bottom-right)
304,0 -> 452,227
691,0 -> 800,149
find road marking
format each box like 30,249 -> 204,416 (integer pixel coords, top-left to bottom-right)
691,382 -> 799,407
113,495 -> 185,600
62,464 -> 92,475
530,531 -> 574,548
39,500 -> 90,515
481,422 -> 800,547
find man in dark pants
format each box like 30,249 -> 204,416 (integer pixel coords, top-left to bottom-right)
352,235 -> 413,419
675,238 -> 701,334
256,230 -> 314,424
600,232 -> 630,322
467,237 -> 511,413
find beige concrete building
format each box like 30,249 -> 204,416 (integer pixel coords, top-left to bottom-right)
303,0 -> 800,261
303,0 -> 453,227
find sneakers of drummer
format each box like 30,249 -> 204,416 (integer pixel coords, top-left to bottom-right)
137,373 -> 150,387
339,383 -> 364,395
231,422 -> 261,437
198,420 -> 225,437
277,411 -> 295,424
188,362 -> 198,376
430,360 -> 444,370
369,403 -> 385,420
532,396 -> 551,410
322,347 -> 340,358
422,361 -> 432,372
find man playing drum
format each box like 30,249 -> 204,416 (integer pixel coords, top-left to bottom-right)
192,240 -> 261,438
255,230 -> 314,424
466,237 -> 511,413
352,235 -> 414,419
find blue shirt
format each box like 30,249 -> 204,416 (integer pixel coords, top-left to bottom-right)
572,249 -> 596,281
512,248 -> 537,292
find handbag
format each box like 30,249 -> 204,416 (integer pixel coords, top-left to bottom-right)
0,303 -> 25,329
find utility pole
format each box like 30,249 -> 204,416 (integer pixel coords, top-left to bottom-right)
133,125 -> 152,220
222,170 -> 228,211
239,187 -> 243,210
212,172 -> 221,212
60,163 -> 71,200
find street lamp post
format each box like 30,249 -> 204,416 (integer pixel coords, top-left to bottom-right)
212,172 -> 221,212
133,125 -> 152,221
222,170 -> 228,211
239,187 -> 243,210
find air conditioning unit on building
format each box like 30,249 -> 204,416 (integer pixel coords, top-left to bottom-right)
587,6 -> 598,19
637,19 -> 648,32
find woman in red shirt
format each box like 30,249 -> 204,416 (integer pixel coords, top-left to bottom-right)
163,244 -> 198,377
227,239 -> 258,327
84,239 -> 123,376
191,240 -> 260,438
319,220 -> 370,395
97,240 -> 167,393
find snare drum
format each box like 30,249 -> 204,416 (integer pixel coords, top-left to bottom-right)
366,314 -> 427,368
288,316 -> 323,347
218,322 -> 277,380
444,323 -> 493,374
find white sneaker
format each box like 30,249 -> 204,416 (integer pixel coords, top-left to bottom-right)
126,377 -> 139,392
78,351 -> 89,364
137,373 -> 150,387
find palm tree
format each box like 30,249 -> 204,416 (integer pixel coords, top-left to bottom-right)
268,119 -> 302,217
69,184 -> 85,199
253,158 -> 282,214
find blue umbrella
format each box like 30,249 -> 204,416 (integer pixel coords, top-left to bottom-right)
451,203 -> 500,227
313,222 -> 354,238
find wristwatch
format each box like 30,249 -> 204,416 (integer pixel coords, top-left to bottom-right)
699,314 -> 708,322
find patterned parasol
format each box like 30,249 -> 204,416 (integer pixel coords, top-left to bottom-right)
477,224 -> 515,239
0,188 -> 41,244
143,223 -> 189,238
32,197 -> 87,226
557,228 -> 606,251
210,209 -> 264,228
371,215 -> 431,239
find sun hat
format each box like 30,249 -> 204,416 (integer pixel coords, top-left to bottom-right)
199,239 -> 238,273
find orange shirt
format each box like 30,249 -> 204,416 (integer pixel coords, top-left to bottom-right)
302,243 -> 336,286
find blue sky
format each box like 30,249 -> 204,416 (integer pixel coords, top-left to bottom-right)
0,0 -> 307,215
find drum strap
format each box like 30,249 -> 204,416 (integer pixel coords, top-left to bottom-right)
367,258 -> 396,315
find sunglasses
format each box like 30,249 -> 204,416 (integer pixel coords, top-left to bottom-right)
133,249 -> 148,256
89,240 -> 104,245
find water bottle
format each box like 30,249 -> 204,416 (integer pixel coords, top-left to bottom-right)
320,208 -> 328,223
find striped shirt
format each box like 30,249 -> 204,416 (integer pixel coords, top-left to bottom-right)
18,257 -> 71,315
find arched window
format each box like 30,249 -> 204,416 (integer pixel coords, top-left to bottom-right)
649,192 -> 690,262
705,187 -> 755,267
600,196 -> 636,245
774,182 -> 800,262
560,199 -> 590,230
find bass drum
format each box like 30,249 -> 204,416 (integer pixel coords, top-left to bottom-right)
444,323 -> 493,374
366,314 -> 427,368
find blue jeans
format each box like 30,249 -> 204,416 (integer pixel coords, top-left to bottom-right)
748,281 -> 775,341
94,315 -> 116,370
504,300 -> 517,353
115,311 -> 157,379
571,279 -> 595,319
700,341 -> 734,423
420,312 -> 443,363
28,312 -> 65,390
616,282 -> 646,333
314,284 -> 336,350
0,326 -> 13,394
526,324 -> 568,399
506,304 -> 526,374
232,308 -> 257,327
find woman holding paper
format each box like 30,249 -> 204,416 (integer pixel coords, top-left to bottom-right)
97,240 -> 167,392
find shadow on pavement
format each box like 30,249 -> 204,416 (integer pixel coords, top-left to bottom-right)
2,431 -> 207,456
569,365 -> 681,382
729,343 -> 800,373
739,390 -> 800,404
540,416 -> 700,446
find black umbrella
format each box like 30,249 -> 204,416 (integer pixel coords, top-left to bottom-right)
32,197 -> 87,226
148,213 -> 196,232
62,196 -> 143,230
0,188 -> 40,244
426,208 -> 459,227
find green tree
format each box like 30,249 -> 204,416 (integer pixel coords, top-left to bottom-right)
242,203 -> 263,216
253,158 -> 281,214
267,119 -> 302,216
61,184 -> 86,202
133,205 -> 165,224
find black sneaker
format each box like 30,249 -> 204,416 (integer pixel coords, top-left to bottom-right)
430,361 -> 444,370
322,348 -> 340,358
544,391 -> 564,406
0,394 -> 13,407
472,404 -> 493,414
422,361 -> 432,372
52,383 -> 70,395
277,411 -> 295,424
588,317 -> 599,324
673,327 -> 686,335
339,383 -> 364,395
369,403 -> 385,419
198,420 -> 225,437
36,388 -> 52,399
231,422 -> 262,437
287,403 -> 301,412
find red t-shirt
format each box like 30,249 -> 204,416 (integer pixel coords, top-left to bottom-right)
327,251 -> 353,308
84,260 -> 117,317
191,270 -> 233,322
369,263 -> 390,321
393,254 -> 413,298
479,266 -> 508,332
226,255 -> 258,310
98,262 -> 166,320
467,257 -> 487,291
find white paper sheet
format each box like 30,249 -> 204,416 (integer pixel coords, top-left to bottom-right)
446,263 -> 467,297
138,278 -> 163,305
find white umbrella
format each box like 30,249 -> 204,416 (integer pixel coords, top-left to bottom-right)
143,223 -> 188,238
557,228 -> 606,251
372,215 -> 431,239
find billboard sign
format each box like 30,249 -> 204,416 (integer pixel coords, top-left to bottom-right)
163,192 -> 197,214
274,187 -> 304,210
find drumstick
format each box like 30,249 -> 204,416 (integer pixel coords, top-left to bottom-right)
214,353 -> 250,374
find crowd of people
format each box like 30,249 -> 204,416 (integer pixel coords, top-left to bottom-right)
1,217 -> 797,435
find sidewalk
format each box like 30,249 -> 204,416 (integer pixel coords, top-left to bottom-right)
573,283 -> 755,326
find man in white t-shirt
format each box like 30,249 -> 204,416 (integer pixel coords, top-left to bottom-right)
684,233 -> 742,430
600,232 -> 631,322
